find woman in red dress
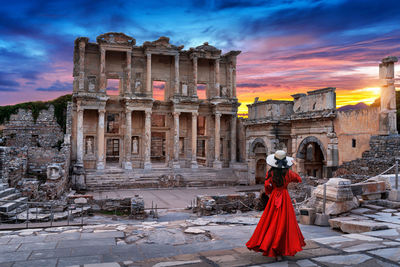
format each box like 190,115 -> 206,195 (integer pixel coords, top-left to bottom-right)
246,150 -> 306,261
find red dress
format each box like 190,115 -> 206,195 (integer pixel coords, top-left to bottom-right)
246,169 -> 306,257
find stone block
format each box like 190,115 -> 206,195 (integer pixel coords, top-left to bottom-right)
313,196 -> 359,215
299,208 -> 316,225
314,213 -> 330,226
340,220 -> 389,234
313,184 -> 353,201
389,189 -> 400,202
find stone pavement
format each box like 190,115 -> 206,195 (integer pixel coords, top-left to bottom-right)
1,210 -> 399,267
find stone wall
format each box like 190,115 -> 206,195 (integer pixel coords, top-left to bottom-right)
3,105 -> 64,148
0,146 -> 28,186
337,135 -> 400,178
335,107 -> 380,164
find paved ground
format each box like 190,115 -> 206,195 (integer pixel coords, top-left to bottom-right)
1,210 -> 400,267
88,185 -> 263,209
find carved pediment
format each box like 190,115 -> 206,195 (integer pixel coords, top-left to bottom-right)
143,36 -> 183,50
96,32 -> 136,46
195,42 -> 221,53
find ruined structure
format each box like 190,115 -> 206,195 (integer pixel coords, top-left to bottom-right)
245,56 -> 398,184
71,32 -> 244,189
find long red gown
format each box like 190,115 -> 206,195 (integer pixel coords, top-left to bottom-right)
246,169 -> 306,257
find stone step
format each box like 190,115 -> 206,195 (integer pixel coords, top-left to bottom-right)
0,183 -> 9,190
0,192 -> 21,201
0,197 -> 28,213
0,188 -> 16,198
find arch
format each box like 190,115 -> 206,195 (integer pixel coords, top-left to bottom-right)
296,136 -> 326,161
249,138 -> 268,157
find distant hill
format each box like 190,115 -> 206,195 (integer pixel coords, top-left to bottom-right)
337,102 -> 369,111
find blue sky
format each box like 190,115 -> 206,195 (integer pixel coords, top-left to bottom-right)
0,0 -> 400,113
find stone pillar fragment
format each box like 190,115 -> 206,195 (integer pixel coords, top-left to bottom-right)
228,62 -> 233,98
144,110 -> 152,169
192,56 -> 198,97
191,112 -> 198,168
232,60 -> 237,98
173,111 -> 180,169
213,112 -> 222,169
99,47 -> 106,93
126,51 -> 132,95
123,110 -> 132,170
77,106 -> 84,164
78,41 -> 86,91
230,115 -> 237,165
146,53 -> 152,97
174,54 -> 180,96
215,58 -> 220,96
97,109 -> 105,169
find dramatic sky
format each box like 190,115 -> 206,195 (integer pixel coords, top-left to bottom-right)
1,0 -> 400,115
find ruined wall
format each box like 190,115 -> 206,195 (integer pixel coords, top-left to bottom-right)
292,87 -> 336,114
3,106 -> 64,148
247,100 -> 293,120
335,107 -> 380,164
337,135 -> 400,178
0,146 -> 28,186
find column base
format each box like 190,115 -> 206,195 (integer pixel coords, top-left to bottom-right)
213,160 -> 222,169
191,161 -> 198,169
96,161 -> 105,170
123,161 -> 132,170
144,161 -> 152,170
173,161 -> 181,169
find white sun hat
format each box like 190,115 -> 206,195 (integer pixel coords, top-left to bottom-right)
266,150 -> 294,168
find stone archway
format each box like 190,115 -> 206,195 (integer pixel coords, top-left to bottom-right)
248,138 -> 268,185
296,136 -> 326,178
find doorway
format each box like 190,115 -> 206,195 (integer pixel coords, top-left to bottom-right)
256,159 -> 267,184
151,132 -> 166,163
106,138 -> 120,163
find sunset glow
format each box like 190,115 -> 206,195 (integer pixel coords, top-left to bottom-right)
0,0 -> 399,115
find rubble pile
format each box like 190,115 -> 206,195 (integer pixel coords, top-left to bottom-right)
194,193 -> 256,216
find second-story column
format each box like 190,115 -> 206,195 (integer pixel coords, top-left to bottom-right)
146,53 -> 152,97
126,51 -> 132,96
213,112 -> 222,169
192,56 -> 198,97
97,109 -> 105,169
174,54 -> 180,96
123,110 -> 132,170
230,115 -> 237,166
78,40 -> 86,91
191,112 -> 198,168
173,111 -> 181,169
215,58 -> 220,96
99,47 -> 106,93
144,110 -> 152,169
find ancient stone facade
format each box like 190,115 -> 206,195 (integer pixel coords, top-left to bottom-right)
245,57 -> 398,184
71,33 -> 241,173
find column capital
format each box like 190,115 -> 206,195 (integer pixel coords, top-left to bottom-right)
125,109 -> 132,115
79,41 -> 86,49
145,110 -> 152,116
191,111 -> 198,117
98,109 -> 105,114
100,47 -> 106,54
215,112 -> 222,118
173,111 -> 181,117
77,106 -> 84,113
146,52 -> 152,58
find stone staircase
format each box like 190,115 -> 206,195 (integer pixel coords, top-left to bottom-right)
0,183 -> 28,221
85,167 -> 240,191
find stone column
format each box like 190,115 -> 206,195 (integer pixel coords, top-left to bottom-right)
232,62 -> 237,98
174,54 -> 180,96
126,51 -> 132,96
215,58 -> 220,96
123,110 -> 133,170
146,53 -> 152,97
99,47 -> 106,93
192,56 -> 198,97
213,112 -> 222,169
97,109 -> 105,169
230,115 -> 237,166
228,62 -> 233,98
173,111 -> 181,169
78,41 -> 86,91
144,110 -> 152,169
191,112 -> 198,168
77,106 -> 84,164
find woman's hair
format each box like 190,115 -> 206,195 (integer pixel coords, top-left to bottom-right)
267,167 -> 288,188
